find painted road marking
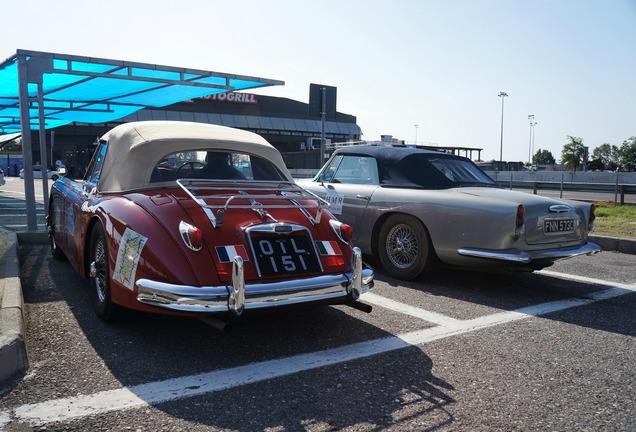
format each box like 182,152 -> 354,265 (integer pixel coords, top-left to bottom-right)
3,225 -> 46,229
539,269 -> 636,290
363,292 -> 462,326
0,190 -> 45,199
0,215 -> 46,217
1,273 -> 634,428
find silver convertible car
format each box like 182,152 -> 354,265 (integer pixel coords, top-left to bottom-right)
298,145 -> 601,280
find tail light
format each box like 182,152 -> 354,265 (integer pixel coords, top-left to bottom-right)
322,254 -> 347,268
330,219 -> 353,243
179,221 -> 203,251
588,204 -> 596,230
515,204 -> 525,237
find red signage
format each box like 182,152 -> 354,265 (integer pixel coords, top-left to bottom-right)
185,92 -> 258,104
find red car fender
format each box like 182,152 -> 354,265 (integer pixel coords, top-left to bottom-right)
85,197 -> 211,310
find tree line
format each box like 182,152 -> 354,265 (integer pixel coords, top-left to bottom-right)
531,136 -> 636,172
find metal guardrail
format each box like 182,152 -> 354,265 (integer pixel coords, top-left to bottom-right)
288,169 -> 636,205
502,179 -> 636,205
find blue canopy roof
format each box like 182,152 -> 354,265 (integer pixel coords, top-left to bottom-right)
0,49 -> 284,134
1,49 -> 285,230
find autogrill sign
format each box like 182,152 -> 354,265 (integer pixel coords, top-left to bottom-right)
185,92 -> 258,104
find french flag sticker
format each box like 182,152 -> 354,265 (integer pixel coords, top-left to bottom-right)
315,241 -> 343,256
216,245 -> 250,262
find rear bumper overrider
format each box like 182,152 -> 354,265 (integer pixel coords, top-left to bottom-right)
136,247 -> 374,315
457,241 -> 601,264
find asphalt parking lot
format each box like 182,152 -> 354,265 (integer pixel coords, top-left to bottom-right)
1,176 -> 635,431
0,240 -> 635,431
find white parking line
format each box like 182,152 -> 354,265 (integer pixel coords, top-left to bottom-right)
539,269 -> 636,291
0,190 -> 45,199
0,190 -> 26,196
0,214 -> 46,217
0,198 -> 44,204
363,292 -> 462,326
1,273 -> 634,428
3,225 -> 46,229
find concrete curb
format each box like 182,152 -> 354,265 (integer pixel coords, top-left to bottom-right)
0,231 -> 48,384
0,231 -> 28,384
589,235 -> 636,255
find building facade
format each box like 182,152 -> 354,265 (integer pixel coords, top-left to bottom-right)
0,84 -> 361,176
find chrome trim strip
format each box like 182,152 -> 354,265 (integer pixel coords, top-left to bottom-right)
177,180 -> 218,227
246,222 -> 308,234
350,247 -> 362,300
229,256 -> 245,315
176,179 -> 329,229
280,190 -> 316,225
136,256 -> 374,314
549,204 -> 571,213
457,242 -> 601,264
457,249 -> 532,263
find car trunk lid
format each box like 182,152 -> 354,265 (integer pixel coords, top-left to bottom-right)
454,187 -> 586,245
174,179 -> 347,282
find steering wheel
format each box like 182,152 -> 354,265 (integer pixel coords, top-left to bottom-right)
175,161 -> 205,178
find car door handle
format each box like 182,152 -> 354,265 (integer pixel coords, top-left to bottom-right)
356,195 -> 370,201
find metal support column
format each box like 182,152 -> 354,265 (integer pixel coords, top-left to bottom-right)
37,82 -> 50,213
17,54 -> 37,230
320,87 -> 326,164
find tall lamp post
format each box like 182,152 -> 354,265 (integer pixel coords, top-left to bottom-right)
531,120 -> 537,163
414,124 -> 418,145
498,92 -> 508,165
527,114 -> 535,164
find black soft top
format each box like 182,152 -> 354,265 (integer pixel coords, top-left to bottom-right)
331,145 -> 495,189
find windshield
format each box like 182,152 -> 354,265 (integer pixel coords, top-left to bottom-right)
314,154 -> 379,185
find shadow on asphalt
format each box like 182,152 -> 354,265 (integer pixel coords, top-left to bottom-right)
372,260 -> 636,338
19,243 -> 457,431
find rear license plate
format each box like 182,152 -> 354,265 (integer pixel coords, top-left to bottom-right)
544,218 -> 575,234
252,235 -> 322,277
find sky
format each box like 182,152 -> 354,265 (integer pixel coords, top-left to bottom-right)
1,0 -> 635,163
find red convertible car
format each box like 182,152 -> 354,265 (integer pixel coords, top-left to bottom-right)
47,121 -> 374,322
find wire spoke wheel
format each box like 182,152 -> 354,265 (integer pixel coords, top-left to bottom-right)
48,203 -> 65,260
386,224 -> 419,268
378,214 -> 436,280
93,237 -> 108,303
89,222 -> 121,321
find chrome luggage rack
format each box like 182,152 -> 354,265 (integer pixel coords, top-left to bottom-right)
177,179 -> 330,228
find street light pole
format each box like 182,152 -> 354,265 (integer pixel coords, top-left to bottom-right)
498,92 -> 508,166
531,120 -> 537,162
528,114 -> 534,165
414,124 -> 418,145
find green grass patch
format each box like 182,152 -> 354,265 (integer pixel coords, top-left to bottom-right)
592,202 -> 636,239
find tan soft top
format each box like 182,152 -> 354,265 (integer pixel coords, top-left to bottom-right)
97,121 -> 292,192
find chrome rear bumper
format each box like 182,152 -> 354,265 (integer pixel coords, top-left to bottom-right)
457,241 -> 601,264
136,247 -> 374,315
